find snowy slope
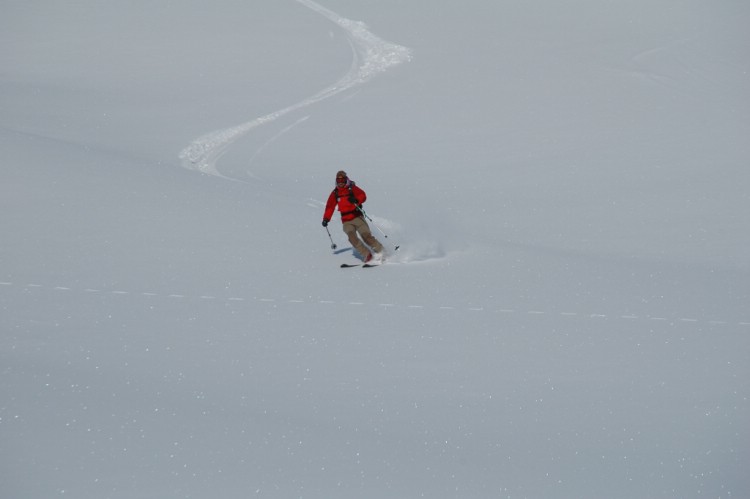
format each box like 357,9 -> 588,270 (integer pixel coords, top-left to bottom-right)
2,0 -> 749,497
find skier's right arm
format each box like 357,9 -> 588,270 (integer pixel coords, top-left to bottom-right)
322,191 -> 337,225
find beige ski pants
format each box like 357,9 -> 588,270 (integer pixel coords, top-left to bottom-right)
342,216 -> 383,258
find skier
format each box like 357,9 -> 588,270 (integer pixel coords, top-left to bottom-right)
322,170 -> 384,263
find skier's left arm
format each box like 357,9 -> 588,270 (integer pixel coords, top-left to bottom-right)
351,185 -> 367,206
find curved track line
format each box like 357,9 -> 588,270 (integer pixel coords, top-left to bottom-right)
246,116 -> 310,170
178,0 -> 412,178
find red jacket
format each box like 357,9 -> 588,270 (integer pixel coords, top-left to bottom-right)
324,182 -> 367,223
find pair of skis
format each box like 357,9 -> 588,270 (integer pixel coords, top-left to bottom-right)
340,262 -> 380,268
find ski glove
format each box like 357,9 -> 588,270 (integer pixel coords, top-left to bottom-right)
348,194 -> 357,204
322,219 -> 329,227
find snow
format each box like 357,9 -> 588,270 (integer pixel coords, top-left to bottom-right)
1,0 -> 749,497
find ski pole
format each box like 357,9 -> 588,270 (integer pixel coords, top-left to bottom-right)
324,225 -> 337,251
356,205 -> 399,251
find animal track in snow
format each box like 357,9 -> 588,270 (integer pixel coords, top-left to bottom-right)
3,281 -> 747,328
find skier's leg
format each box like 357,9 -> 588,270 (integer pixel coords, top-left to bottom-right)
343,220 -> 371,260
355,218 -> 384,253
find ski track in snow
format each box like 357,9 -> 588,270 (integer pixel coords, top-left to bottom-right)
178,0 -> 412,179
2,281 -> 748,328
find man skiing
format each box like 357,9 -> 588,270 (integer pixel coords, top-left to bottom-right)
322,170 -> 384,263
